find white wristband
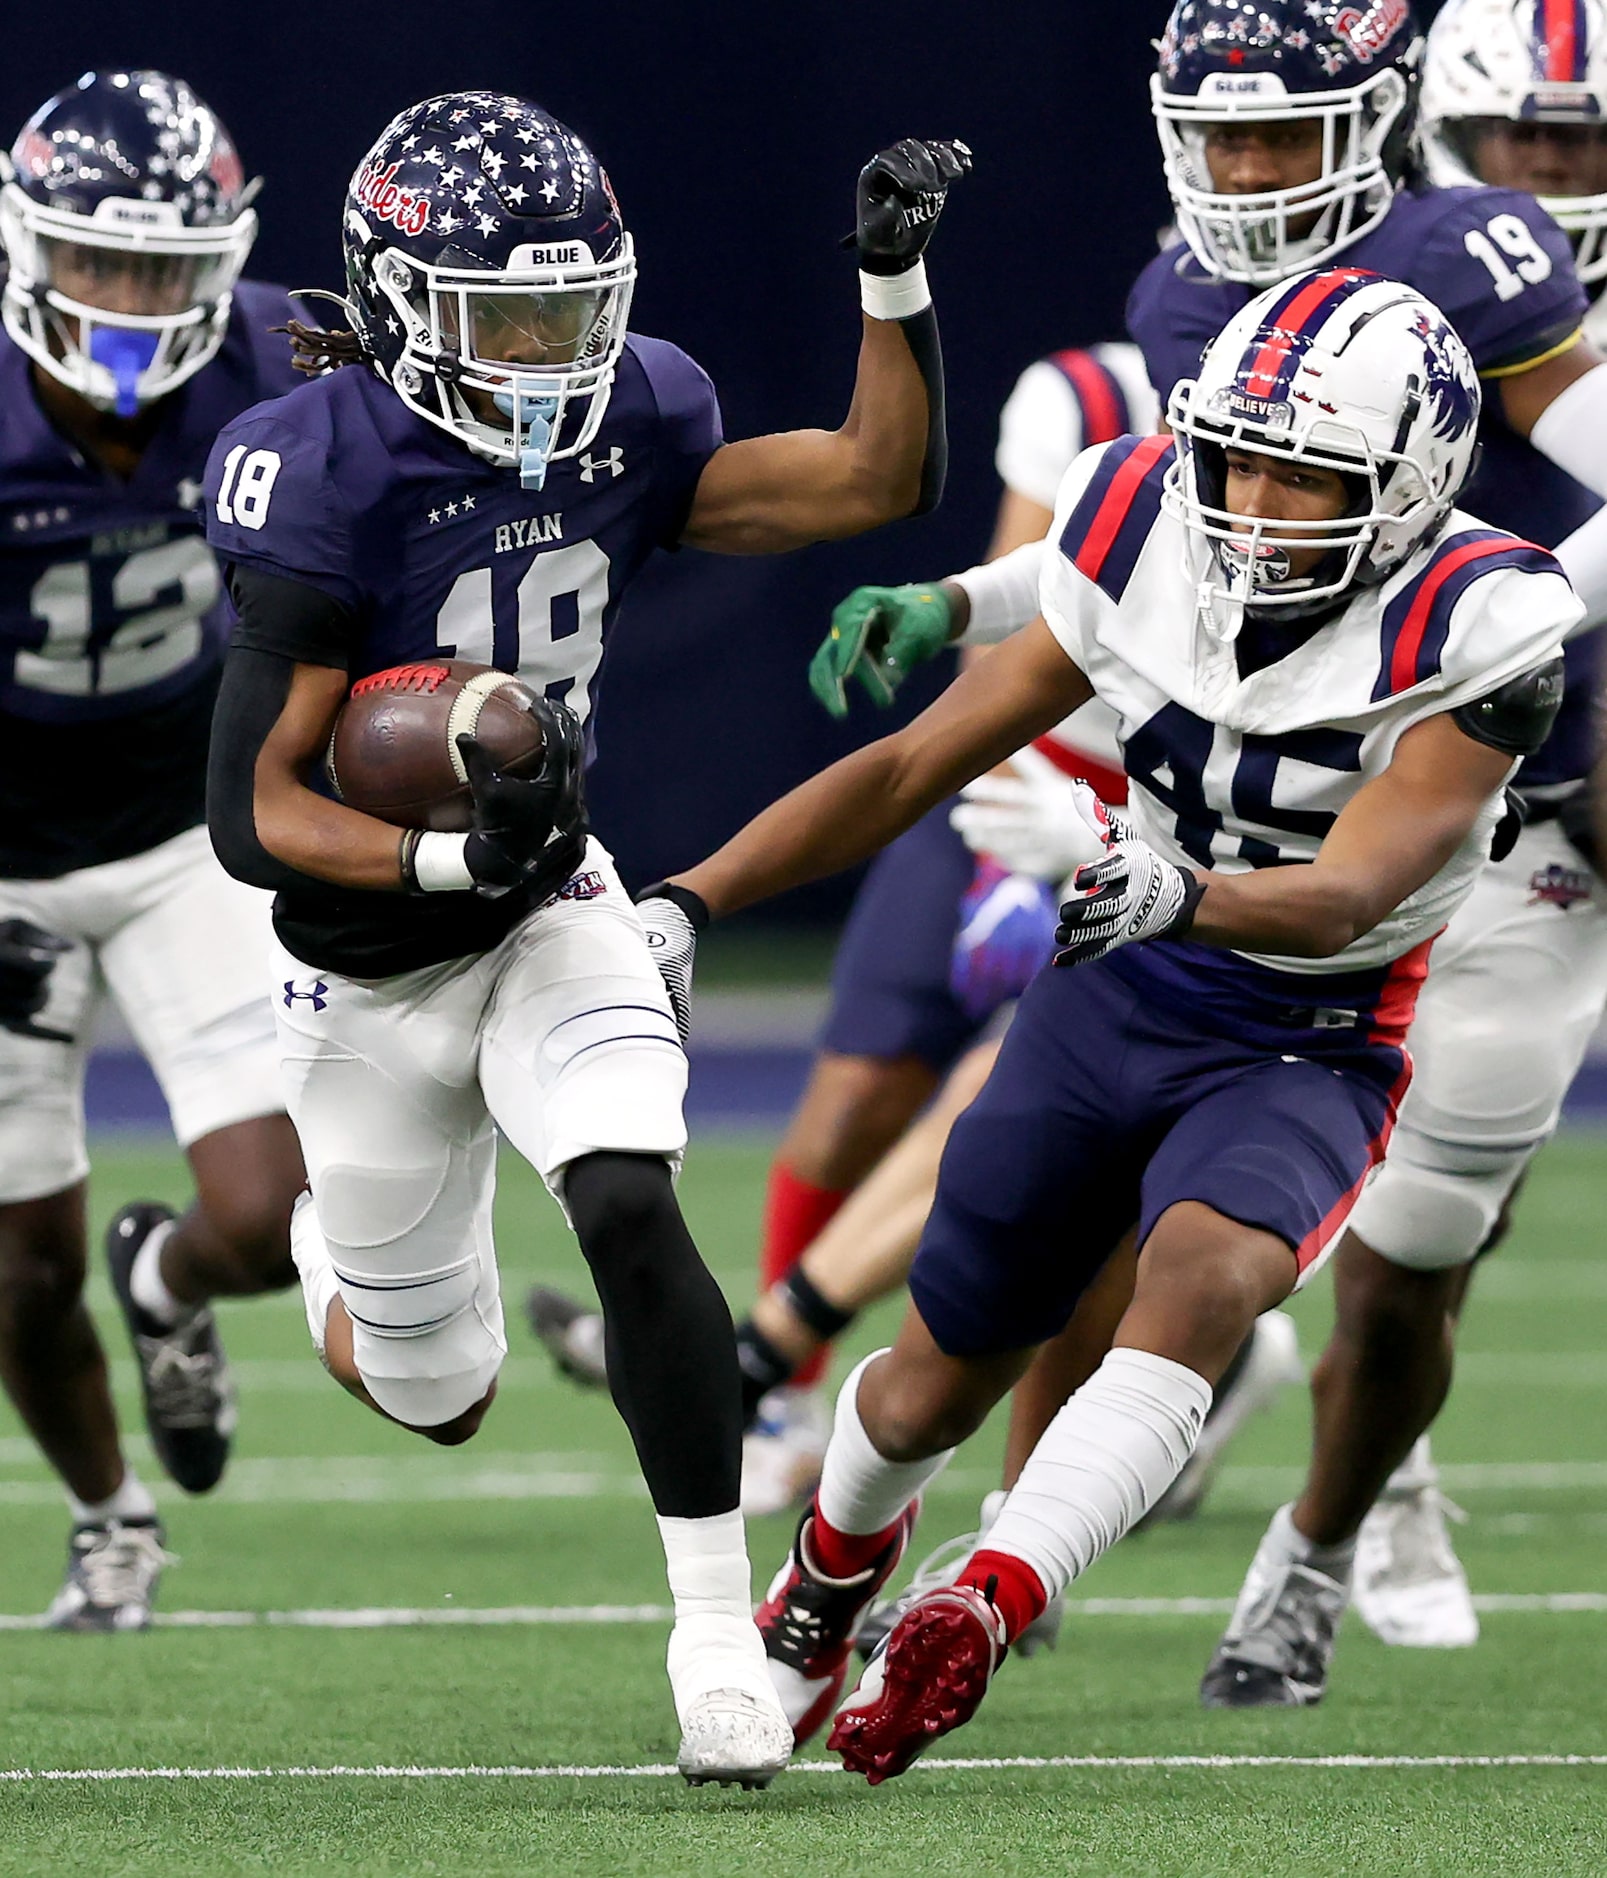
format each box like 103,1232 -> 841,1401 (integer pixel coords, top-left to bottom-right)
411,831 -> 475,892
859,260 -> 931,321
953,538 -> 1049,644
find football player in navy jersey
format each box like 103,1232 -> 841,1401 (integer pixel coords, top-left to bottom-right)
638,273 -> 1575,1779
204,92 -> 967,1787
0,72 -> 307,1632
1118,0 -> 1607,1698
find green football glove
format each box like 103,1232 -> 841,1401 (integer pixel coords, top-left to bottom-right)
809,583 -> 954,718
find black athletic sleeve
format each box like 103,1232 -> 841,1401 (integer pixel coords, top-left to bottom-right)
206,567 -> 358,892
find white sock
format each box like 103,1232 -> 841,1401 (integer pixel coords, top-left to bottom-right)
1272,1502 -> 1358,1579
815,1350 -> 955,1539
983,1348 -> 1213,1599
657,1509 -> 771,1717
68,1469 -> 158,1527
290,1191 -> 339,1358
130,1221 -> 186,1327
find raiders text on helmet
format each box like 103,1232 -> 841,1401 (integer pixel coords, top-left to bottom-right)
1164,267 -> 1483,617
1154,1 -> 1424,284
0,70 -> 258,415
339,93 -> 635,490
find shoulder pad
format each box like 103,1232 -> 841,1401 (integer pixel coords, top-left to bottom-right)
1450,657 -> 1566,758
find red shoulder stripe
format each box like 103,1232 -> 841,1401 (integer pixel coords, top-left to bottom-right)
1073,434 -> 1174,584
1052,349 -> 1125,446
1387,537 -> 1540,694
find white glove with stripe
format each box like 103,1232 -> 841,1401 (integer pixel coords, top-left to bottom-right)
633,883 -> 708,1043
1053,835 -> 1203,968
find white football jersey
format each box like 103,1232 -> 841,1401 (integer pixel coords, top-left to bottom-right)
995,343 -> 1162,800
1040,435 -> 1581,976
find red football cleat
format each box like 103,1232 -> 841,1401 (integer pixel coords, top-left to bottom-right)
828,1583 -> 1008,1784
757,1502 -> 919,1747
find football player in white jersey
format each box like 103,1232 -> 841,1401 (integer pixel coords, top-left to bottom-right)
633,272 -> 1577,1777
526,341 -> 1182,1527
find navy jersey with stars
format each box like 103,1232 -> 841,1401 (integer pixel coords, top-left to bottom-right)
1127,185 -> 1599,793
0,280 -> 302,877
204,333 -> 721,974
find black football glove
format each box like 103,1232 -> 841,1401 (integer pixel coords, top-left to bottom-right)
851,137 -> 972,275
0,917 -> 74,1042
632,882 -> 708,1044
455,696 -> 588,901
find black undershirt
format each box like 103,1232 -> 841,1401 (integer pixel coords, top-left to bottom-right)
208,565 -> 572,977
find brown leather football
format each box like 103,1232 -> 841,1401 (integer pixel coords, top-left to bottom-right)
326,659 -> 547,832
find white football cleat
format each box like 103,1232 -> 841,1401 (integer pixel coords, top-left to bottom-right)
1353,1438 -> 1478,1649
1139,1309 -> 1303,1528
1200,1505 -> 1350,1708
668,1612 -> 792,1790
740,1384 -> 829,1519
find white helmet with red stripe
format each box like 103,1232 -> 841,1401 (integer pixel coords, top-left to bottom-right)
1422,0 -> 1607,284
1163,267 -> 1483,614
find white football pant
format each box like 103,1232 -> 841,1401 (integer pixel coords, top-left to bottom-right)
0,823 -> 284,1203
1349,818 -> 1607,1270
273,840 -> 687,1426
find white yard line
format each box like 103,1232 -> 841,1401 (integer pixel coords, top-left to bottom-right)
6,1454 -> 1607,1506
1,1592 -> 1604,1632
2,1754 -> 1605,1781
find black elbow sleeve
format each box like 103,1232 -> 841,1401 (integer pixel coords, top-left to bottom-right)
897,304 -> 947,515
1451,656 -> 1566,758
206,647 -> 304,893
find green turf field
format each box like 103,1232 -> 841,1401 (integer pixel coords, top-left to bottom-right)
3,1133 -> 1606,1876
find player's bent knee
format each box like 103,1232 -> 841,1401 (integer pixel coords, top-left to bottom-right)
406,1378 -> 498,1446
1349,1154 -> 1524,1272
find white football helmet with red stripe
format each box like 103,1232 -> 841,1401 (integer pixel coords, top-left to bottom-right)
1422,0 -> 1607,284
1164,268 -> 1483,616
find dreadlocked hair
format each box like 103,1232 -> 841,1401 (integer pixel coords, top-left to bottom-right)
273,319 -> 374,377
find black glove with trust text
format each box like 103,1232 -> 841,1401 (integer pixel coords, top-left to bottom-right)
852,137 -> 972,274
455,696 -> 587,901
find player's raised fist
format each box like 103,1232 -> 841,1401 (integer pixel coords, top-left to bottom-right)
854,138 -> 972,275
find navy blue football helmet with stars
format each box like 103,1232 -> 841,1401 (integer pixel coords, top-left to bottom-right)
341,92 -> 636,490
1153,1 -> 1425,284
0,70 -> 260,415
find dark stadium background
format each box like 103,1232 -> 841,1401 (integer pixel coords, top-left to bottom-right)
4,1 -> 1452,920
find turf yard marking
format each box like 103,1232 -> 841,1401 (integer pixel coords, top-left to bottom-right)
4,1755 -> 1607,1781
4,1593 -> 1606,1631
4,1455 -> 1607,1507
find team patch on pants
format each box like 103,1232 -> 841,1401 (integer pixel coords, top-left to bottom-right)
910,940 -> 1415,1358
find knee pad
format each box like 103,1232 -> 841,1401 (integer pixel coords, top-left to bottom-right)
1347,1141 -> 1529,1272
313,1146 -> 505,1429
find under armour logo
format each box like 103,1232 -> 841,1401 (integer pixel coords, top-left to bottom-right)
579,448 -> 624,483
283,979 -> 329,1011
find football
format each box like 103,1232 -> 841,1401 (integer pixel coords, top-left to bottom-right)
326,659 -> 548,832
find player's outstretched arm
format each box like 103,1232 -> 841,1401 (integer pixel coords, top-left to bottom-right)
679,138 -> 970,555
1187,710 -> 1531,960
672,620 -> 1094,918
